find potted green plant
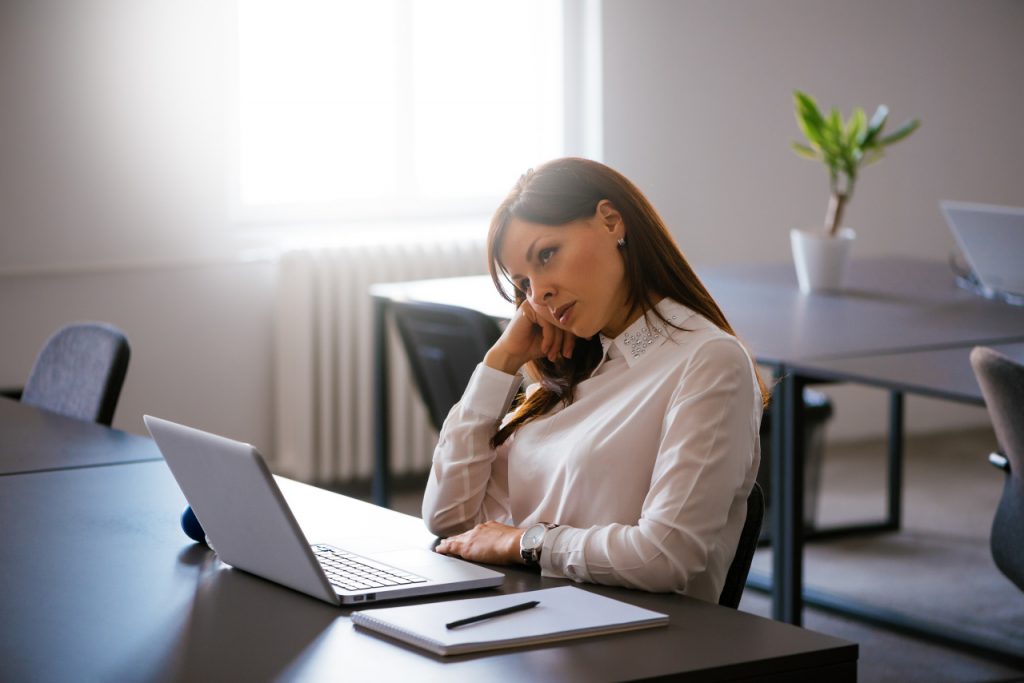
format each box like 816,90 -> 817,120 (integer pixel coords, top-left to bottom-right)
790,90 -> 920,293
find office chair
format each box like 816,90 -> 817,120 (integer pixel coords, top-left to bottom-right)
757,389 -> 833,536
391,301 -> 503,432
719,481 -> 765,608
970,346 -> 1024,591
21,322 -> 131,426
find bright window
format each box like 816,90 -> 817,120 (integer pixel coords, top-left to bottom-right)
234,0 -> 580,225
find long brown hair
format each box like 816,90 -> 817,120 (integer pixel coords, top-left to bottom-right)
487,157 -> 770,447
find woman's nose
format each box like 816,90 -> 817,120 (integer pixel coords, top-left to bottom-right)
527,279 -> 554,307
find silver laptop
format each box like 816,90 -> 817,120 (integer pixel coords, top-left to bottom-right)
941,201 -> 1024,298
144,415 -> 503,606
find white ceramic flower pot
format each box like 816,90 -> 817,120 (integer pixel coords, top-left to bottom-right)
790,227 -> 856,294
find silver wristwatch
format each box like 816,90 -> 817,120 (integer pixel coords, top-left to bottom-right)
520,522 -> 559,565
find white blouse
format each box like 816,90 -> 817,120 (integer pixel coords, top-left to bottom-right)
421,298 -> 762,603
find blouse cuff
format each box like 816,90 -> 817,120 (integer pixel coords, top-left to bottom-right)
539,526 -> 593,583
461,363 -> 522,419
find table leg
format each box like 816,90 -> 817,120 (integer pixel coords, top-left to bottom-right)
886,391 -> 904,530
772,368 -> 806,625
372,297 -> 391,508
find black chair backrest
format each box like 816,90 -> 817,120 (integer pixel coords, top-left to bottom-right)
21,323 -> 131,426
391,302 -> 503,432
719,481 -> 765,608
970,346 -> 1024,591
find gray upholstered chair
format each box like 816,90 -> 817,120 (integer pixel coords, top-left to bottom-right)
391,301 -> 502,432
969,346 -> 1024,591
719,481 -> 765,608
21,322 -> 131,426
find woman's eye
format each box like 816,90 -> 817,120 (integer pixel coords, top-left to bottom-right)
538,247 -> 556,265
518,278 -> 531,293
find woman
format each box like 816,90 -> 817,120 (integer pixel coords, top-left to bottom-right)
422,157 -> 769,602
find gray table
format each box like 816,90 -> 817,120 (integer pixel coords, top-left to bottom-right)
773,341 -> 1024,664
697,259 -> 1024,628
0,397 -> 160,475
788,342 -> 1024,406
370,257 -> 1024,633
700,258 -> 1024,363
0,459 -> 857,682
372,258 -> 1024,366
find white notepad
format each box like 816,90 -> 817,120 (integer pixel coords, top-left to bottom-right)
350,586 -> 669,656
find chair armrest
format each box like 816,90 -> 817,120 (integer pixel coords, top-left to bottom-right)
988,451 -> 1011,472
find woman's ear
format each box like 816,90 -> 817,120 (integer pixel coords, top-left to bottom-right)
595,200 -> 625,238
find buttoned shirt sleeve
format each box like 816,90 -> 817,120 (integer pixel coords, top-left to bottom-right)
421,363 -> 521,537
539,337 -> 760,594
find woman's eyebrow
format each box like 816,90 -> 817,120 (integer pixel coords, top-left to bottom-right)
508,237 -> 543,281
524,237 -> 541,264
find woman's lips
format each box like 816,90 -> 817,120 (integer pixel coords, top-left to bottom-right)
556,302 -> 576,325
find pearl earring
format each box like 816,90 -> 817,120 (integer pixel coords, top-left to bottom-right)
617,238 -> 626,249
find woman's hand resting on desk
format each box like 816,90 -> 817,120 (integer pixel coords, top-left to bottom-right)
434,521 -> 526,565
483,303 -> 576,375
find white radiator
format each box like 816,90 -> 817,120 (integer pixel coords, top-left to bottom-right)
273,236 -> 488,484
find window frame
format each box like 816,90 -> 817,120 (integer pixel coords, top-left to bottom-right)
226,0 -> 602,232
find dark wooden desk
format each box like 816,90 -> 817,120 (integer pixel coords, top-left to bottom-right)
0,458 -> 857,682
0,397 -> 160,475
370,257 -> 1024,633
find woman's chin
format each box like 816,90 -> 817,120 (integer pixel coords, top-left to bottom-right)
568,323 -> 598,340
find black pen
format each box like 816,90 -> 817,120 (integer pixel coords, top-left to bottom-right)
445,600 -> 540,629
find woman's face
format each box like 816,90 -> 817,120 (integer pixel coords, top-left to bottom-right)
498,202 -> 637,339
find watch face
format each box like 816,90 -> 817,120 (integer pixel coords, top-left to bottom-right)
523,524 -> 546,549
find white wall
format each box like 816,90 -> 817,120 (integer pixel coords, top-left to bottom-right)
0,0 -> 236,271
0,0 -> 280,449
602,0 -> 1024,264
2,1 -> 1020,452
0,263 -> 276,447
601,0 -> 1024,438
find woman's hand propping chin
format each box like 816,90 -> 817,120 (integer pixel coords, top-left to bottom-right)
483,303 -> 575,375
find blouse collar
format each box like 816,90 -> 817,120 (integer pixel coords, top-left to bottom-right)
596,299 -> 697,370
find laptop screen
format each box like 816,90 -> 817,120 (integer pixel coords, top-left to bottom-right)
941,201 -> 1024,298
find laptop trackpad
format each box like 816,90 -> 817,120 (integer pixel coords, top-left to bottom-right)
370,548 -> 499,579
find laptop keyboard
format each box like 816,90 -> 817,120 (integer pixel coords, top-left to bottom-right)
312,544 -> 427,592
